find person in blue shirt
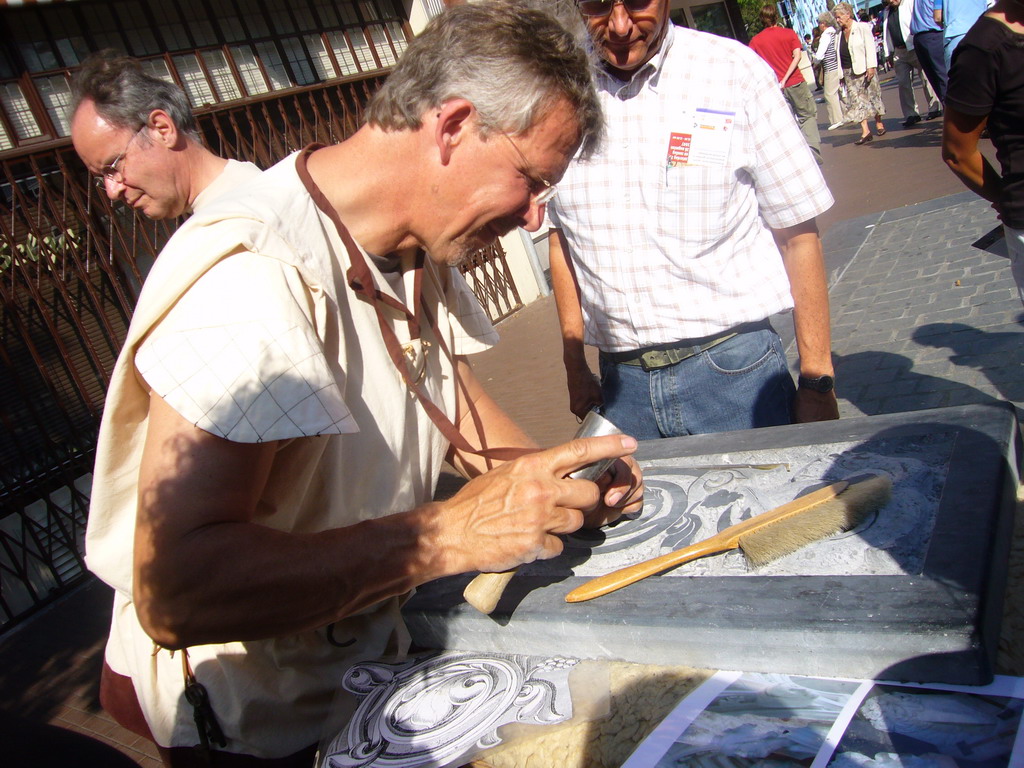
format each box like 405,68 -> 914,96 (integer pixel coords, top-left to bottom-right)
937,0 -> 989,68
909,0 -> 948,102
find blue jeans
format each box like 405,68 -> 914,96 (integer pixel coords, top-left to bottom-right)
598,327 -> 796,440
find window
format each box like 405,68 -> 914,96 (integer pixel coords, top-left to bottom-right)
255,42 -> 292,90
0,0 -> 410,150
0,120 -> 13,152
688,3 -> 736,39
241,6 -> 270,38
338,3 -> 359,26
359,1 -> 381,22
111,1 -> 161,55
0,83 -> 43,141
387,22 -> 409,57
45,7 -> 90,67
230,46 -> 270,96
8,14 -> 58,73
149,4 -> 192,52
0,48 -> 15,81
367,25 -> 397,67
33,75 -> 73,137
210,0 -> 247,43
326,31 -> 359,77
87,6 -> 128,53
304,35 -> 337,81
279,38 -> 317,86
313,0 -> 341,27
262,0 -> 297,34
349,28 -> 377,72
173,55 -> 217,108
178,0 -> 218,47
292,5 -> 317,32
201,50 -> 243,101
139,58 -> 176,85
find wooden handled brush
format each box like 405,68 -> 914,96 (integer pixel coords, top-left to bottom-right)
564,474 -> 892,603
464,460 -> 792,613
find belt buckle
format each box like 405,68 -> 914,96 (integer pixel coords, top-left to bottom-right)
639,348 -> 680,371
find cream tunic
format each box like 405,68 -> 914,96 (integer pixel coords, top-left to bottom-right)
85,150 -> 497,756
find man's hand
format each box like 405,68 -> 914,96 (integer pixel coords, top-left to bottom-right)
793,388 -> 840,423
564,355 -> 603,419
584,454 -> 644,529
437,433 -> 642,574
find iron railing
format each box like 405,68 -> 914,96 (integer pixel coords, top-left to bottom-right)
458,240 -> 522,324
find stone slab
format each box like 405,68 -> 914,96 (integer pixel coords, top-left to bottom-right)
404,404 -> 1021,685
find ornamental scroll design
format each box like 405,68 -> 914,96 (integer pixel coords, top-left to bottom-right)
325,651 -> 579,768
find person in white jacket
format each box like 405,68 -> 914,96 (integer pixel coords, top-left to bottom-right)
835,1 -> 887,143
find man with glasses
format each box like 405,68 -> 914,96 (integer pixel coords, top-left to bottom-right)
547,0 -> 840,439
83,3 -> 642,765
70,52 -> 260,221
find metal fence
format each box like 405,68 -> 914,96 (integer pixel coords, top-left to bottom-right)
0,74 -> 523,632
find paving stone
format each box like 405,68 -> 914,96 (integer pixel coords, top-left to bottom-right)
878,391 -> 949,412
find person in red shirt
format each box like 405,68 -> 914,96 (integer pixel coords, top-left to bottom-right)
750,4 -> 823,163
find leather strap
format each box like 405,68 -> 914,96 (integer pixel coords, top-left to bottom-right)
297,144 -> 533,464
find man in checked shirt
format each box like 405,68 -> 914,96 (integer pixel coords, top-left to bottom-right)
547,0 -> 840,438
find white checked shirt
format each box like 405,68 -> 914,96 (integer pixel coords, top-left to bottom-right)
547,24 -> 834,352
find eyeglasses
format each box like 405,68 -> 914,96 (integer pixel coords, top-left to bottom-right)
577,0 -> 657,18
499,131 -> 558,206
93,126 -> 145,188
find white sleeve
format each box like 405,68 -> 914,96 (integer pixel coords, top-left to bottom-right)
743,55 -> 834,229
136,251 -> 358,443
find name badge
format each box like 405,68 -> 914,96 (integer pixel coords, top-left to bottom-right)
666,108 -> 735,170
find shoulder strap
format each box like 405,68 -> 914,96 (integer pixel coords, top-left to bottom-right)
296,144 -> 532,465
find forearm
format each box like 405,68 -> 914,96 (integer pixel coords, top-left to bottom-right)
781,50 -> 800,85
775,220 -> 834,377
942,110 -> 1002,204
549,229 -> 588,366
945,150 -> 998,200
549,229 -> 604,417
135,505 -> 455,649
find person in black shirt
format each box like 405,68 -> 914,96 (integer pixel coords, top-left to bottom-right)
942,0 -> 1024,303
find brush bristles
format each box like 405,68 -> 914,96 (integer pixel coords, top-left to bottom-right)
738,474 -> 893,568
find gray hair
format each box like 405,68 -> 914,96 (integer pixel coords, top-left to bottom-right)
364,0 -> 603,158
817,10 -> 836,26
70,51 -> 200,143
832,2 -> 854,18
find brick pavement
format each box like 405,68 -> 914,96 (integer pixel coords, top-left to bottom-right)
3,73 -> 1020,766
824,194 -> 1022,419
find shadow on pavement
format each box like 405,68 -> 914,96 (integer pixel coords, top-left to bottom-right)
913,319 -> 1024,405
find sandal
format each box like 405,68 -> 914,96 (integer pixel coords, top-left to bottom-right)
855,134 -> 873,145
